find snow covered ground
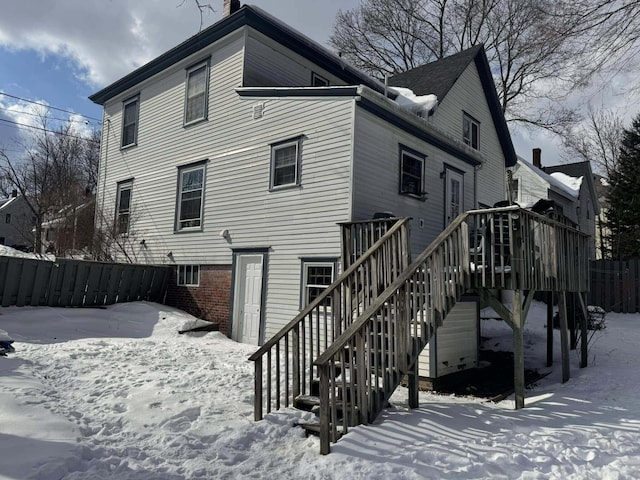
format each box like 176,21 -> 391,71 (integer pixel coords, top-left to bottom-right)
1,301 -> 639,479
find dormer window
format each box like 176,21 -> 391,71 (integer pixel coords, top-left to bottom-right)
184,60 -> 210,125
463,113 -> 479,150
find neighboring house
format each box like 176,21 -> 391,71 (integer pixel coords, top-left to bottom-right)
593,173 -> 610,259
0,191 -> 34,251
41,196 -> 96,257
511,150 -> 579,226
543,161 -> 600,260
89,3 -> 515,383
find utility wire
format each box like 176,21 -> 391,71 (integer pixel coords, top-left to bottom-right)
0,118 -> 99,143
0,92 -> 102,122
0,105 -> 100,126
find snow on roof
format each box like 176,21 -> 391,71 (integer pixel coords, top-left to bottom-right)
549,172 -> 583,196
516,158 -> 578,200
0,196 -> 18,211
388,86 -> 438,117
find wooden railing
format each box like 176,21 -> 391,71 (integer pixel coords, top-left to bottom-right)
313,215 -> 470,453
313,207 -> 590,453
249,217 -> 411,420
467,206 -> 590,292
340,217 -> 401,271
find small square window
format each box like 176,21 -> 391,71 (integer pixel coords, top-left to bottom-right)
311,72 -> 329,87
463,113 -> 479,150
176,163 -> 205,231
270,138 -> 302,189
115,180 -> 133,234
184,61 -> 209,124
178,265 -> 200,286
399,149 -> 425,198
302,260 -> 335,307
121,96 -> 139,148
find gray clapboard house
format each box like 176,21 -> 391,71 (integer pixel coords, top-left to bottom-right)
90,3 -> 592,453
90,3 -> 514,345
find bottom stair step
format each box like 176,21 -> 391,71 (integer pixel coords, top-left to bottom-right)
295,422 -> 344,440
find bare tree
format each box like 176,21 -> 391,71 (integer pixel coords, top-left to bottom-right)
178,0 -> 215,31
331,0 -> 640,132
562,107 -> 624,178
0,114 -> 99,254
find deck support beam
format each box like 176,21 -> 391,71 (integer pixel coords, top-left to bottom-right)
512,289 -> 525,409
558,292 -> 571,383
577,292 -> 589,368
407,359 -> 419,409
546,291 -> 554,368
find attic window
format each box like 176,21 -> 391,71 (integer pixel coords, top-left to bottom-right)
311,72 -> 329,87
121,96 -> 139,148
463,113 -> 479,150
399,147 -> 426,199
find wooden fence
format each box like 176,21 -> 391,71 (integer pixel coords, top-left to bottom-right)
590,259 -> 640,313
0,256 -> 170,308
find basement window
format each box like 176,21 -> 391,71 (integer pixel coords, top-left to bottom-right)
178,265 -> 200,286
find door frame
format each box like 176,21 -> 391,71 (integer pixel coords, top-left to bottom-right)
229,248 -> 268,345
443,164 -> 465,228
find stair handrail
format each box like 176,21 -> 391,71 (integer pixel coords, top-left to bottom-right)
313,212 -> 471,453
250,217 -> 411,421
248,217 -> 410,362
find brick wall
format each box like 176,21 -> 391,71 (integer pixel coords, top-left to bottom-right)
165,264 -> 232,334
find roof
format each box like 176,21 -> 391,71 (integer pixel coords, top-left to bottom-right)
388,45 -> 483,101
89,5 -> 385,105
0,196 -> 18,211
543,161 -> 600,213
388,45 -> 517,168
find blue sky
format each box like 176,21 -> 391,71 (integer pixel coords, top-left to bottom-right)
0,0 -> 635,167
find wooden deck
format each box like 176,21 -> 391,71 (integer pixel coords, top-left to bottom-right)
250,206 -> 591,454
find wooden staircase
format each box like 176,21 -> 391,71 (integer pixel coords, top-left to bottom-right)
250,207 -> 591,454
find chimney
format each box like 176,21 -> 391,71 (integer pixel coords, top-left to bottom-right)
532,148 -> 541,169
223,0 -> 241,17
11,189 -> 17,198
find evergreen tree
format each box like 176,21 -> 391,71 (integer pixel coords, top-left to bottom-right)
607,114 -> 640,259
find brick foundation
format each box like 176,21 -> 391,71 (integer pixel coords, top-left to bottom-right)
165,264 -> 232,335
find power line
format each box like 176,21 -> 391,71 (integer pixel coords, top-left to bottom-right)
0,92 -> 102,122
0,118 -> 99,143
0,105 -> 100,126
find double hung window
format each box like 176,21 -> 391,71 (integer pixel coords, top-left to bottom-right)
185,61 -> 209,124
176,163 -> 205,230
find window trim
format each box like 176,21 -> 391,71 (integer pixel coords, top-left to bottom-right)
462,112 -> 480,150
300,258 -> 337,308
398,145 -> 426,200
270,136 -> 303,191
177,264 -> 200,287
121,95 -> 139,149
311,72 -> 329,87
115,179 -> 133,235
183,59 -> 210,126
175,160 -> 207,233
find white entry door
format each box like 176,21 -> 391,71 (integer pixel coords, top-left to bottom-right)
445,169 -> 464,225
232,254 -> 264,345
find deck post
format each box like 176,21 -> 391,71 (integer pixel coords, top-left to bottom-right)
558,291 -> 571,383
577,292 -> 589,368
407,359 -> 419,409
254,357 -> 263,421
513,289 -> 525,409
546,291 -> 553,368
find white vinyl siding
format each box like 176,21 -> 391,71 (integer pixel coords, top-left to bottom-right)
243,29 -> 348,88
184,61 -> 209,124
430,64 -> 506,208
418,300 -> 479,378
352,106 -> 475,257
96,29 -> 355,337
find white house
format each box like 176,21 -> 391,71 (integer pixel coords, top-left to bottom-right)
89,3 -> 516,382
0,192 -> 34,250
